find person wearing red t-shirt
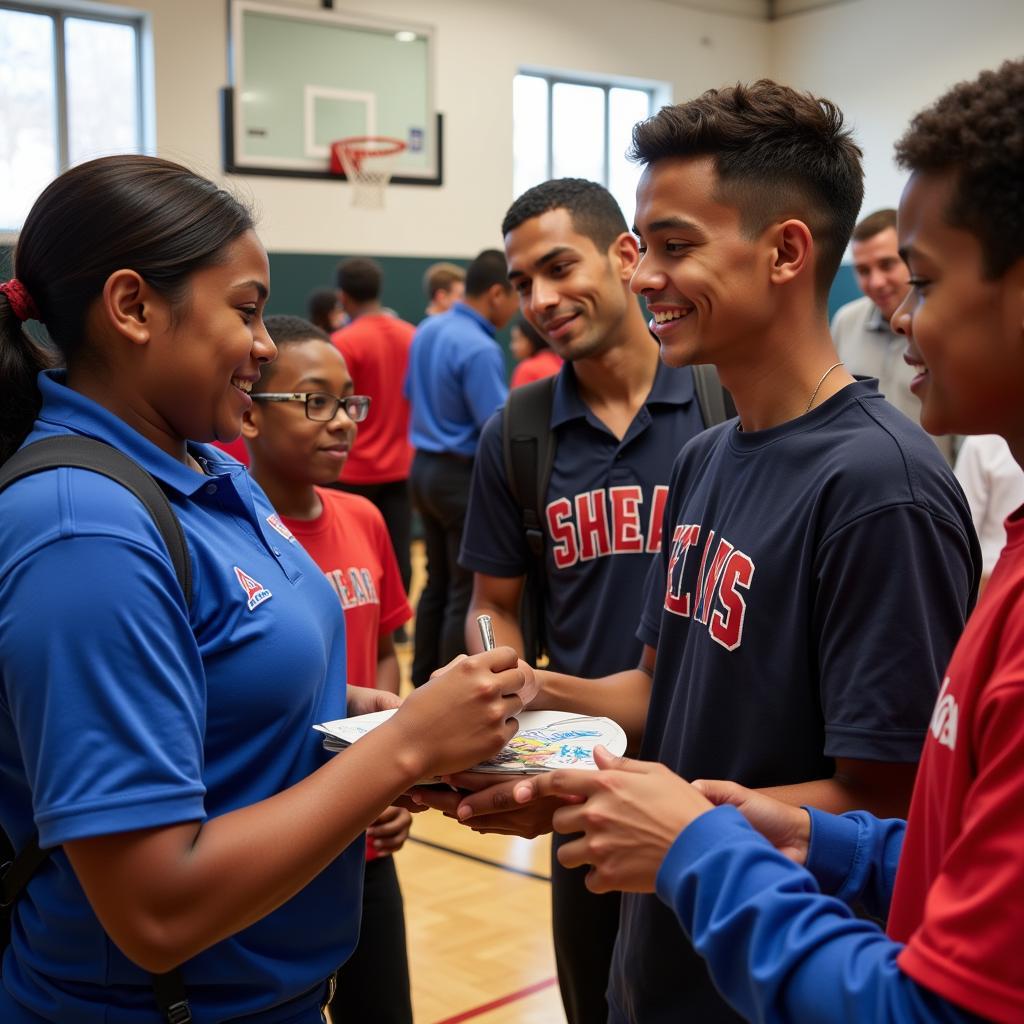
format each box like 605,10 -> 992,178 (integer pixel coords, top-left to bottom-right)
330,258 -> 416,598
483,60 -> 1024,1024
243,314 -> 415,1024
509,315 -> 563,389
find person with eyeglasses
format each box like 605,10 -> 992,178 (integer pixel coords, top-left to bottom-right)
243,314 -> 416,1024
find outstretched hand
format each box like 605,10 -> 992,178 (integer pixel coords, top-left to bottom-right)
515,746 -> 714,893
691,779 -> 811,865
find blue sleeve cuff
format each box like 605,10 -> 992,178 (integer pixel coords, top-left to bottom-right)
805,807 -> 860,896
656,804 -> 755,903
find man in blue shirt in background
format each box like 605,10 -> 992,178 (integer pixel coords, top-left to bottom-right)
405,249 -> 519,685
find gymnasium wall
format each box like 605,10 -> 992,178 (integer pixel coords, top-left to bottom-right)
127,0 -> 768,258
770,0 -> 1024,220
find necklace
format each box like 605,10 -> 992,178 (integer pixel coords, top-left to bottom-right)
805,361 -> 844,413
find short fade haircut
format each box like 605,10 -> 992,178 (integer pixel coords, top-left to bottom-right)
336,257 -> 382,302
257,314 -> 333,391
502,178 -> 628,252
423,261 -> 465,299
465,249 -> 512,297
852,208 -> 897,243
630,80 -> 864,296
895,58 -> 1024,280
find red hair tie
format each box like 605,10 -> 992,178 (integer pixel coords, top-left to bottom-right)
0,279 -> 41,323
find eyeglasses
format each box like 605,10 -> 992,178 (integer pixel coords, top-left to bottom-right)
251,392 -> 371,422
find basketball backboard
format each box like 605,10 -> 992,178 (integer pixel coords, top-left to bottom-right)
223,1 -> 441,185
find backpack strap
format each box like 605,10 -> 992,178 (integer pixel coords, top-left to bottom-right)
0,435 -> 193,1021
691,363 -> 737,427
0,435 -> 192,605
501,376 -> 558,662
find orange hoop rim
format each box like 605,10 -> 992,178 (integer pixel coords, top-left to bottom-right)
331,136 -> 407,173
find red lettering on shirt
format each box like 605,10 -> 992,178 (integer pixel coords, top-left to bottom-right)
708,550 -> 754,651
576,488 -> 611,561
610,486 -> 644,554
695,537 -> 735,625
647,485 -> 669,553
547,497 -> 579,569
664,524 -> 701,618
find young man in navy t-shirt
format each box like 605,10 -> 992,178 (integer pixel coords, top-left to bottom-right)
425,81 -> 980,1022
456,178 -> 708,1024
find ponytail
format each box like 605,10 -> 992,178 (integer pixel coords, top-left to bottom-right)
0,291 -> 57,463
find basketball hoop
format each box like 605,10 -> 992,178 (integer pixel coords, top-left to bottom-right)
330,136 -> 407,209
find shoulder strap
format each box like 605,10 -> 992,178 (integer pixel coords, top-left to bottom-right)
0,437 -> 194,1021
691,364 -> 737,427
0,435 -> 192,605
502,376 -> 558,558
501,376 -> 557,664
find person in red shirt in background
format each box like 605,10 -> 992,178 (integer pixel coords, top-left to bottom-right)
330,258 -> 417,602
509,315 -> 563,389
243,314 -> 415,1024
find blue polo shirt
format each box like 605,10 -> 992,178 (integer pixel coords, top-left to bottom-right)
405,302 -> 508,457
0,371 -> 363,1023
459,356 -> 706,677
609,379 -> 980,1024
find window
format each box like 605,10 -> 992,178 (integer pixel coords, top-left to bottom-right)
0,2 -> 146,231
513,72 -> 660,224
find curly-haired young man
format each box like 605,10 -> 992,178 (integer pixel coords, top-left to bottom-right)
518,59 -> 1024,1024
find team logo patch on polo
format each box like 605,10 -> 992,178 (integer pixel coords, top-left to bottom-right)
233,566 -> 272,611
266,513 -> 296,543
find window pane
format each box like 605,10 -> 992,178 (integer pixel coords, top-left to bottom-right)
551,82 -> 604,183
0,9 -> 57,230
513,74 -> 548,200
608,87 -> 651,227
66,17 -> 139,166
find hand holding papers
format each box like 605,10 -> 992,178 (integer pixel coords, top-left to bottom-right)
315,708 -> 627,777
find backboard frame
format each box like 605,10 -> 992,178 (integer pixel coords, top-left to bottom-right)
223,0 -> 442,186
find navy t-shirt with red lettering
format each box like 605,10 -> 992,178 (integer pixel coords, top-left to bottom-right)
609,378 -> 981,1024
460,356 -> 705,678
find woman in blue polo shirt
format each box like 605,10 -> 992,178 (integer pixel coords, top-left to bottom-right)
0,155 -> 528,1024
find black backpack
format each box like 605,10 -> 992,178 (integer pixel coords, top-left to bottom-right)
0,435 -> 193,1023
502,364 -> 736,664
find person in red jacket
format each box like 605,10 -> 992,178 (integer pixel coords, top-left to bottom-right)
330,258 -> 416,599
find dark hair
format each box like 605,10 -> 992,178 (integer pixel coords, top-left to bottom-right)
423,261 -> 465,300
895,59 -> 1024,280
307,288 -> 340,333
630,80 -> 864,296
851,208 -> 897,243
465,249 -> 512,298
511,315 -> 549,354
502,178 -> 628,251
0,154 -> 254,462
257,314 -> 333,392
336,257 -> 382,302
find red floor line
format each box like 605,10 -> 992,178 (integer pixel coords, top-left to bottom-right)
430,976 -> 559,1024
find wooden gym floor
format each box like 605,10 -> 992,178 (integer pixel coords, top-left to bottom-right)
389,541 -> 568,1024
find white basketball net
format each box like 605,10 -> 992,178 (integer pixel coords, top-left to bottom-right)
333,138 -> 405,209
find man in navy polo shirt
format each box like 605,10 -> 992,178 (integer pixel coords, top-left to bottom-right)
431,84 -> 980,1023
405,249 -> 518,686
457,179 -> 709,1024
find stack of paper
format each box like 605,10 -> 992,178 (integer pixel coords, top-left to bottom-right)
314,709 -> 627,775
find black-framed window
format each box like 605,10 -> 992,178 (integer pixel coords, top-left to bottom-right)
0,1 -> 146,231
513,71 -> 658,223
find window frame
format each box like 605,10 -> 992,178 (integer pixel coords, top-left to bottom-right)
0,0 -> 147,232
513,68 -> 669,200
